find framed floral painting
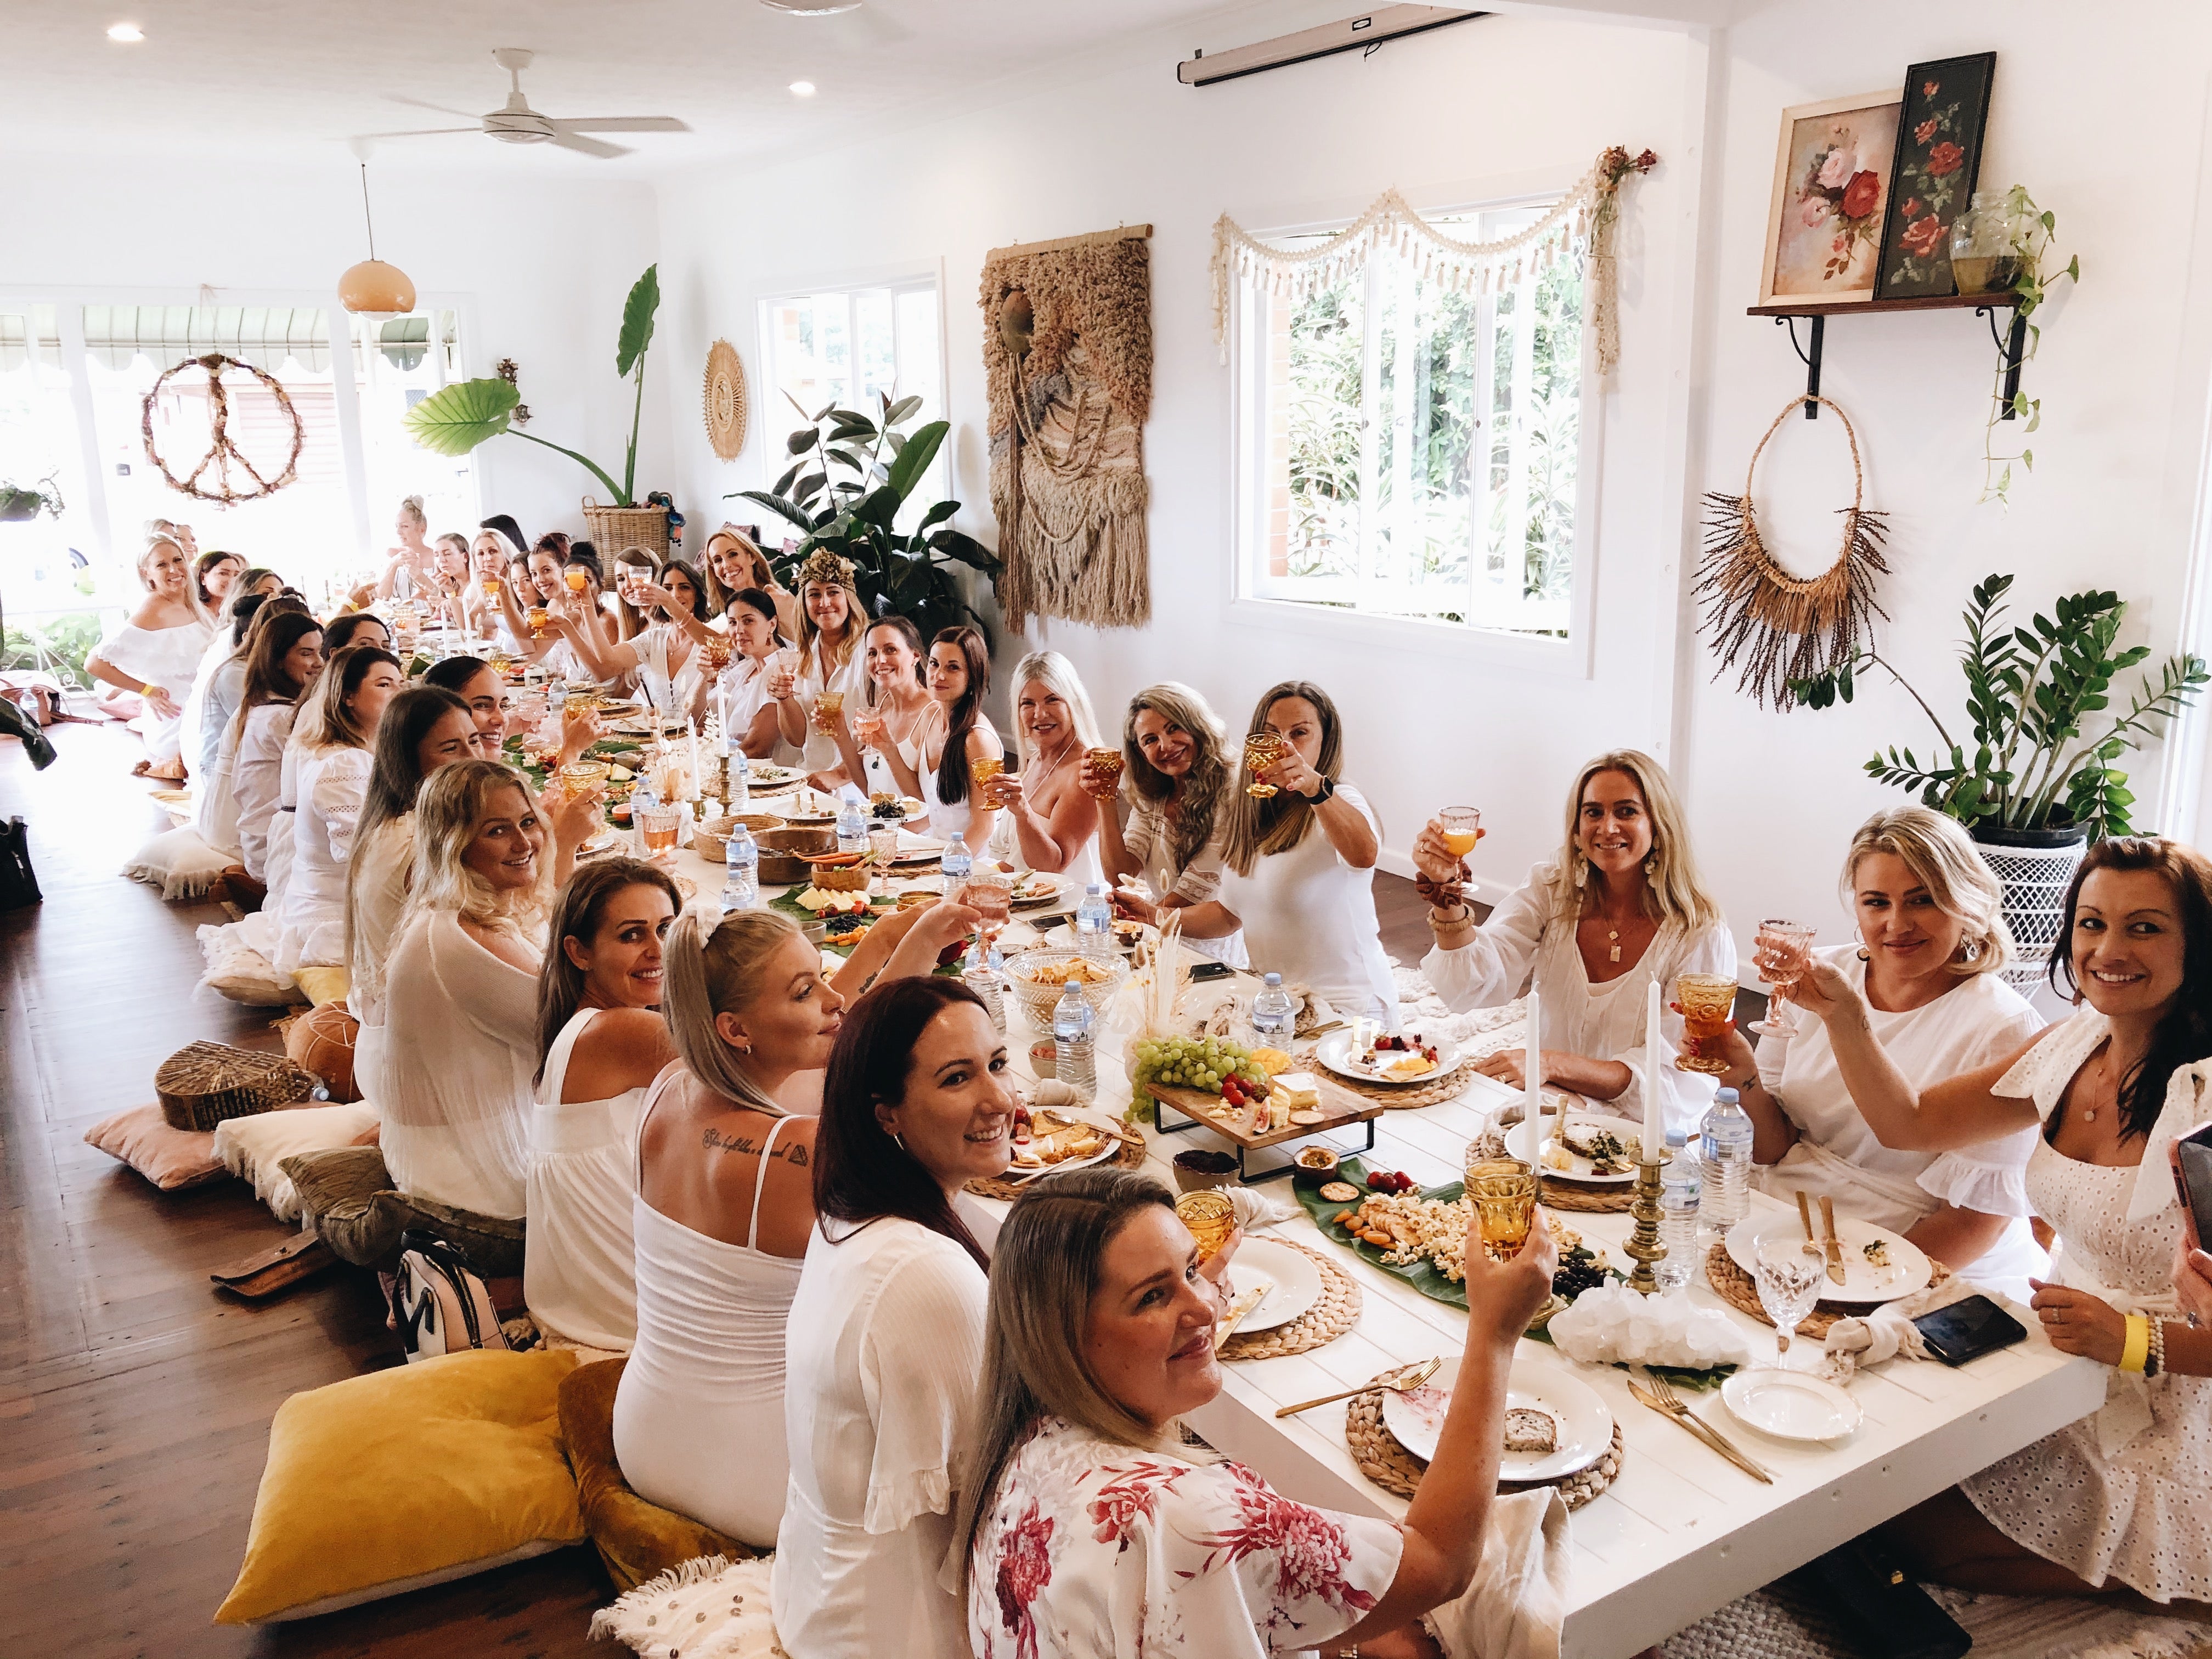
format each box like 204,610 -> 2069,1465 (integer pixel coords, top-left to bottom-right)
1759,92 -> 1904,307
1872,52 -> 1997,300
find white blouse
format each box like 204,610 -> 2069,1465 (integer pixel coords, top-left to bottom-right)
773,1216 -> 988,1659
1422,860 -> 1737,1137
1753,947 -> 2044,1234
273,746 -> 371,972
232,704 -> 296,883
1216,783 -> 1397,1029
792,639 -> 868,773
1119,788 -> 1246,968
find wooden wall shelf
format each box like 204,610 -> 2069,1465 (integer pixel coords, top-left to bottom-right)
1746,292 -> 2028,419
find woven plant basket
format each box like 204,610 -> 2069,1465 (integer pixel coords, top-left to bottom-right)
1974,829 -> 2088,990
580,498 -> 670,564
155,1040 -> 318,1131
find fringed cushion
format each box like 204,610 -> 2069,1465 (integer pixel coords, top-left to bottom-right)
589,1554 -> 782,1658
122,823 -> 231,902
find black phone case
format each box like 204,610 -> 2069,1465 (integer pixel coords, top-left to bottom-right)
1914,1295 -> 2028,1366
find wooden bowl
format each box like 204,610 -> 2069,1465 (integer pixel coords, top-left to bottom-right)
755,826 -> 836,886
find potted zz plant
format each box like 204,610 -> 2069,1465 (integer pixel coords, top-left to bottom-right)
1791,572 -> 2207,979
731,397 -> 1001,645
402,265 -> 672,555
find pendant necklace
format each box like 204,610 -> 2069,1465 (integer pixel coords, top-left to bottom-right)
1607,927 -> 1622,963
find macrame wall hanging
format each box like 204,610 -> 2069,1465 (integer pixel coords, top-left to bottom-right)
981,224 -> 1153,633
1694,394 -> 1891,709
1210,146 -> 1657,373
141,353 -> 304,504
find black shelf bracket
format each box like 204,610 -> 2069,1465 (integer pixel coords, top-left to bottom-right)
1778,314 -> 1825,418
1978,304 -> 2029,420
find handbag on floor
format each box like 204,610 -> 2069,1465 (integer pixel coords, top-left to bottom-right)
390,1232 -> 510,1364
0,816 -> 40,909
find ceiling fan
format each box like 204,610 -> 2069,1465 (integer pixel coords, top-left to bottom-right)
360,48 -> 690,160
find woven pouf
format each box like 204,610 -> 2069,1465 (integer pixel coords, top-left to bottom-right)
963,1121 -> 1146,1204
1218,1242 -> 1362,1360
1705,1242 -> 1953,1337
1345,1372 -> 1623,1509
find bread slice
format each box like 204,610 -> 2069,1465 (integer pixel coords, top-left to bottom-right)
1504,1407 -> 1558,1454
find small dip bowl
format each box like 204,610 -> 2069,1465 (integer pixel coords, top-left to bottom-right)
1172,1149 -> 1240,1194
1290,1145 -> 1341,1186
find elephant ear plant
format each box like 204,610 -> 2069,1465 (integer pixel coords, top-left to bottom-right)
731,396 -> 1002,646
402,265 -> 662,505
1791,572 -> 2207,842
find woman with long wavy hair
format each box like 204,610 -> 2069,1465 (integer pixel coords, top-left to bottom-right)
902,624 -> 1003,850
1090,681 -> 1244,966
772,548 -> 870,784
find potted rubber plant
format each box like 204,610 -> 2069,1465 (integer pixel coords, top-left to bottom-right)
1791,572 -> 2207,977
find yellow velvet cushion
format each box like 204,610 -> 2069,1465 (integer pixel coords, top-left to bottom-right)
216,1347 -> 584,1623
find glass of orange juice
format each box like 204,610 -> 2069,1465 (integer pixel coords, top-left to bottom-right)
1440,806 -> 1482,857
565,567 -> 589,594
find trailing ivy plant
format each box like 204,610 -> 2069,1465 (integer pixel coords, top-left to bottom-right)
1980,189 -> 2080,506
730,395 -> 1002,645
1790,572 -> 2207,841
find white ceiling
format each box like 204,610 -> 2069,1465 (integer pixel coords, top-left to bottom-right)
7,0 -> 1736,180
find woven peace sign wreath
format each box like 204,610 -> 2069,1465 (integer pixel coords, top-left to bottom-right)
140,353 -> 305,504
1694,394 -> 1890,709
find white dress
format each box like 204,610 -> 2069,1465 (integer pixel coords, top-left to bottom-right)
792,640 -> 867,774
1421,859 -> 1737,1136
192,703 -> 245,861
1960,1011 -> 2212,1602
231,704 -> 294,883
919,733 -> 993,845
613,1087 -> 804,1548
97,617 -> 211,763
181,637 -> 238,787
378,909 -> 540,1219
1119,790 -> 1246,968
1216,784 -> 1398,1029
347,816 -> 415,1108
1753,947 -> 2045,1273
274,746 -> 371,973
720,657 -> 795,765
526,1008 -> 651,1353
773,1216 -> 989,1658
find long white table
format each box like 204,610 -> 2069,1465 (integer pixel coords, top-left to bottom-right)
962,989 -> 2106,1659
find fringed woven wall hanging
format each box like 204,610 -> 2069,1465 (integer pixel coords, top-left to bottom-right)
1695,394 -> 1891,709
981,224 -> 1153,632
1210,146 -> 1657,374
141,353 -> 304,504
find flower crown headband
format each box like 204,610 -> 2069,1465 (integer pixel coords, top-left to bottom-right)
795,547 -> 855,590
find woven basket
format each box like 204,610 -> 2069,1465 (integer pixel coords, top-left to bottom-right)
579,498 -> 670,565
155,1040 -> 318,1131
692,812 -> 785,864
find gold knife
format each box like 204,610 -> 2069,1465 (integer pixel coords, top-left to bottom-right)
1819,1195 -> 1846,1286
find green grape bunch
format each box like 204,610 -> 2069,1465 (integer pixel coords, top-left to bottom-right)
1128,1034 -> 1271,1116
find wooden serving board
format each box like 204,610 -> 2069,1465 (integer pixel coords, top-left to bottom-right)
1144,1074 -> 1383,1151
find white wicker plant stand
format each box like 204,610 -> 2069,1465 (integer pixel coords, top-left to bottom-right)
1976,834 -> 2089,990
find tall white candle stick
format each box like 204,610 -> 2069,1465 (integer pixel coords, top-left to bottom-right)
1524,989 -> 1542,1136
1643,977 -> 1664,1157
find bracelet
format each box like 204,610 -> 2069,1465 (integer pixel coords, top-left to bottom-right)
142,682 -> 160,698
1427,902 -> 1474,929
2120,1313 -> 2151,1374
2148,1318 -> 2168,1379
1307,774 -> 1336,804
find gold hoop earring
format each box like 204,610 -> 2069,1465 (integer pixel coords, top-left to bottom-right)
1857,945 -> 1871,962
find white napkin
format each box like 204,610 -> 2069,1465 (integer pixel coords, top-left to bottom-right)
1226,1186 -> 1299,1232
1819,1276 -> 2015,1380
1547,1283 -> 1756,1370
1419,1488 -> 1570,1659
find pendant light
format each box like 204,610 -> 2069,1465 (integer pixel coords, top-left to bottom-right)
338,145 -> 415,319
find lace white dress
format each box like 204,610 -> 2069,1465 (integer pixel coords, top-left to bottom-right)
1959,1012 -> 2212,1603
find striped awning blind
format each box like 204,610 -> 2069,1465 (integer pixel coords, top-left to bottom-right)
80,306 -> 331,372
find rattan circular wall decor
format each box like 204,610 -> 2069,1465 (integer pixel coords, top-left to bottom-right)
1694,393 -> 1890,710
141,353 -> 304,504
703,338 -> 748,461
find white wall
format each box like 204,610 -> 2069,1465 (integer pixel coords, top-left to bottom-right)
0,153 -> 664,563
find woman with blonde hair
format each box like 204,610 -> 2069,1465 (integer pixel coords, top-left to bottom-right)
379,759 -> 559,1217
978,648 -> 1105,883
1414,749 -> 1735,1133
561,554 -> 724,720
1089,681 -> 1245,967
84,534 -> 212,778
772,548 -> 869,782
701,524 -> 800,637
375,494 -> 436,601
1704,806 -> 2044,1270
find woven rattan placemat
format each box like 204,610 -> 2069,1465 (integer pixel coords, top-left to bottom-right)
1291,1046 -> 1480,1110
1344,1373 -> 1623,1508
963,1120 -> 1146,1204
1218,1240 -> 1361,1360
1705,1242 -> 1953,1336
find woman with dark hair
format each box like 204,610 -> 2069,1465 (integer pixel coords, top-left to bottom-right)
904,623 -> 1003,849
182,591 -> 273,829
1825,838 -> 2212,1609
773,975 -> 1014,1658
218,611 -> 324,873
528,857 -> 681,1354
1091,681 -> 1245,967
193,548 -> 246,614
717,587 -> 797,762
560,555 -> 724,720
1124,680 -> 1397,1027
960,1170 -> 1563,1659
320,610 -> 393,657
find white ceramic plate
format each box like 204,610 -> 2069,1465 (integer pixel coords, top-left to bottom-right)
1726,1206 -> 1932,1302
1531,1115 -> 1645,1185
1382,1347 -> 1612,1483
1004,1118 -> 1123,1183
1223,1238 -> 1322,1334
1722,1367 -> 1863,1442
1008,872 -> 1066,907
1315,1028 -> 1463,1088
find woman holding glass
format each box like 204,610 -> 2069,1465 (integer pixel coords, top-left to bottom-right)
701,524 -> 803,640
374,495 -> 437,601
85,534 -> 213,780
716,588 -> 800,763
1119,682 -> 1393,1024
1414,749 -> 1735,1135
557,556 -> 723,723
774,549 -> 870,785
901,625 -> 1003,849
1087,681 -> 1245,967
1705,807 -> 2044,1271
974,650 -> 1105,883
823,616 -> 932,805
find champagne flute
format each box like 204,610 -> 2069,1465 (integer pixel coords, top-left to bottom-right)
1750,919 -> 1818,1037
1752,1240 -> 1826,1369
1243,731 -> 1285,798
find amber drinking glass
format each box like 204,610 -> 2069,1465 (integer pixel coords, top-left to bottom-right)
526,605 -> 550,638
565,567 -> 589,594
1082,747 -> 1125,800
1674,973 -> 1739,1074
1440,806 -> 1482,857
640,805 -> 682,855
1463,1157 -> 1539,1262
1243,732 -> 1285,798
1175,1190 -> 1237,1263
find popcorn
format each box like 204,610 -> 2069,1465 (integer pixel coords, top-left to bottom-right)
1331,1193 -> 1472,1282
1546,1283 -> 1757,1371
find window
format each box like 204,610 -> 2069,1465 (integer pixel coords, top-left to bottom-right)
1238,203 -> 1588,639
351,310 -> 476,561
0,305 -> 101,684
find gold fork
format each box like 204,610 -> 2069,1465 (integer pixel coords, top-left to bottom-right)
1634,1372 -> 1775,1482
1275,1357 -> 1443,1418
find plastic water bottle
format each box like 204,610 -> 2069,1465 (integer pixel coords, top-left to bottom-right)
1251,972 -> 1295,1048
1698,1086 -> 1754,1246
836,795 -> 869,857
547,676 -> 568,714
941,831 -> 972,889
1075,883 -> 1113,958
728,750 -> 751,811
1656,1127 -> 1701,1293
964,945 -> 1006,1032
1052,981 -> 1096,1093
721,825 -> 759,913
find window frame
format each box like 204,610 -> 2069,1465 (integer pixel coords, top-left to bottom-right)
1224,184 -> 1601,679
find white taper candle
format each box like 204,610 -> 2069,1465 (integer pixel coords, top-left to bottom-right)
1644,975 -> 1664,1156
1524,989 -> 1541,1128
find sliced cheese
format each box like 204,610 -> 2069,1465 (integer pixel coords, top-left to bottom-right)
1274,1071 -> 1321,1112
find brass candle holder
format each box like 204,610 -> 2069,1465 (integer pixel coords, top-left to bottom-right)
1624,1147 -> 1669,1296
